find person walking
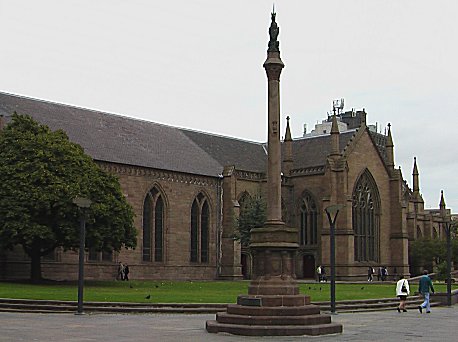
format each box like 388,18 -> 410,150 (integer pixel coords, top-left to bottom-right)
124,264 -> 130,281
381,266 -> 388,281
418,270 -> 435,313
321,266 -> 327,282
316,265 -> 322,282
367,266 -> 374,282
395,275 -> 410,312
117,262 -> 124,281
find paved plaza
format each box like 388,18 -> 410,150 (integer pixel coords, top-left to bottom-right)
1,306 -> 456,341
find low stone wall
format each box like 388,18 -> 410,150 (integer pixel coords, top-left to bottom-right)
1,260 -> 218,281
431,289 -> 458,305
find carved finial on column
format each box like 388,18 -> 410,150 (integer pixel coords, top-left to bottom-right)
386,123 -> 394,168
412,157 -> 419,195
440,190 -> 446,210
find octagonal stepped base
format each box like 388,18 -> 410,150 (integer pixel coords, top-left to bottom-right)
215,312 -> 331,326
206,321 -> 343,336
206,295 -> 343,336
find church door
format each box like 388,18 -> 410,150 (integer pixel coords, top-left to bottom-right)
303,254 -> 315,279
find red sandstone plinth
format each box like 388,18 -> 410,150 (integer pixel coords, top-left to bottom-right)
206,293 -> 343,336
206,223 -> 343,335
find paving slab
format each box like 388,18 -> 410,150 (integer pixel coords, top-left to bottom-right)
0,306 -> 456,341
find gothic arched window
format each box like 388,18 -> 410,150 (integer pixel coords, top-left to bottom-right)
190,193 -> 210,263
416,226 -> 422,239
299,191 -> 318,246
352,170 -> 381,262
238,192 -> 251,212
143,187 -> 165,262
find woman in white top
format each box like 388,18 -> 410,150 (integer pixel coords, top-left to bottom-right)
396,275 -> 410,312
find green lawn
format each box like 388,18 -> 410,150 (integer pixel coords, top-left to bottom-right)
0,280 -> 455,303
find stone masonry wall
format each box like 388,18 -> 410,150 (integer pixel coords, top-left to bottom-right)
3,162 -> 222,281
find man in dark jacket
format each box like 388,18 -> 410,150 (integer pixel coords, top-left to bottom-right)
124,264 -> 130,281
418,270 -> 435,313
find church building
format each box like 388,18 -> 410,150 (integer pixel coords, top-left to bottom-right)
0,16 -> 451,281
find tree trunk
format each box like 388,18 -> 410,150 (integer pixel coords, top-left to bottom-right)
30,248 -> 42,283
0,252 -> 7,280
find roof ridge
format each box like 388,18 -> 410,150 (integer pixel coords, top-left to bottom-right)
0,91 -> 173,127
294,129 -> 357,141
0,91 -> 128,118
0,91 -> 265,144
178,126 -> 264,145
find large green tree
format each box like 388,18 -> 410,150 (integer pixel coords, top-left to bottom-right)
410,235 -> 458,277
0,113 -> 137,282
233,196 -> 267,247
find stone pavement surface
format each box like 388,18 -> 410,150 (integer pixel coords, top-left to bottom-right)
0,306 -> 456,342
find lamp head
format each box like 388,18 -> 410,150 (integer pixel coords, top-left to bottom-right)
73,197 -> 92,208
325,204 -> 344,217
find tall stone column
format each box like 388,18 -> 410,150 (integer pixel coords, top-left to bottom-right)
206,11 -> 342,336
264,50 -> 284,224
248,11 -> 298,295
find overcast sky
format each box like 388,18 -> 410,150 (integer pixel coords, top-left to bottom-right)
1,1 -> 457,212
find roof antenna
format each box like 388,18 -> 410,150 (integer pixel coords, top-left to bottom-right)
273,3 -> 275,13
332,98 -> 344,115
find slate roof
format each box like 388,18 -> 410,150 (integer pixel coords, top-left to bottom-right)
368,130 -> 388,164
0,92 -> 382,177
181,129 -> 266,173
290,132 -> 355,169
0,92 -> 224,177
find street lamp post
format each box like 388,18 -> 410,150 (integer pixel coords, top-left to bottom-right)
325,204 -> 343,314
445,221 -> 452,307
73,197 -> 92,315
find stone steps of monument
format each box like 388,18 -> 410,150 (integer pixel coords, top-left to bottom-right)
206,320 -> 343,336
227,303 -> 320,316
216,311 -> 331,325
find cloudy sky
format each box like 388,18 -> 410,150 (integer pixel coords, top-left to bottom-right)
1,1 -> 457,212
